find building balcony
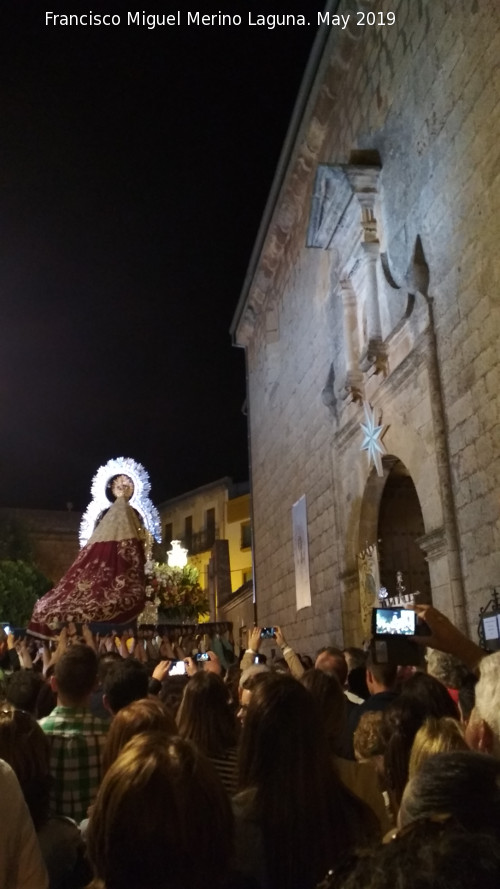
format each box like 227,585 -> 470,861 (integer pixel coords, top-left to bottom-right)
181,527 -> 218,556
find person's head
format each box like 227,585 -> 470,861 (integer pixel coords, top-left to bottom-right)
237,667 -> 270,726
365,656 -> 398,695
97,651 -> 122,685
158,674 -> 189,718
381,698 -> 432,811
103,659 -> 149,715
298,653 -> 314,671
87,733 -> 233,889
328,819 -> 500,889
315,647 -> 348,686
5,670 -> 45,714
353,710 -> 384,763
0,702 -> 51,829
176,670 -> 237,757
381,676 -> 461,811
400,671 -> 460,720
408,717 -> 468,779
399,751 -> 500,839
52,643 -> 99,705
466,652 -> 500,757
238,673 -> 375,889
347,665 -> 370,700
425,649 -> 470,690
110,474 -> 134,501
343,646 -> 367,673
102,697 -> 177,775
300,668 -> 346,753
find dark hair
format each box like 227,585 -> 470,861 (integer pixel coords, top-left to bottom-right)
328,820 -> 500,889
400,672 -> 460,721
381,672 -> 460,812
103,659 -> 149,714
300,668 -> 346,752
87,733 -> 233,889
176,670 -> 237,757
237,673 -> 376,889
97,650 -> 122,683
298,653 -> 314,671
0,703 -> 51,829
54,643 -> 99,701
343,646 -> 368,668
158,674 -> 189,718
400,751 -> 500,837
5,670 -> 45,714
347,665 -> 370,700
366,656 -> 398,689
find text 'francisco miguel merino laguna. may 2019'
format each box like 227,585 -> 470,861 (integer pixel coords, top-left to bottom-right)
45,10 -> 397,30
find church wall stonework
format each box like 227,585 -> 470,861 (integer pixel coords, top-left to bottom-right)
235,0 -> 500,651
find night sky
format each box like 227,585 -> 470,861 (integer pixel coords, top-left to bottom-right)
0,2 -> 319,510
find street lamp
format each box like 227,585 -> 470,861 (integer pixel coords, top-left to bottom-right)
167,540 -> 188,569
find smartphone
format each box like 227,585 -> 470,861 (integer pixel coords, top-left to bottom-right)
372,607 -> 416,636
1,624 -> 11,636
195,652 -> 210,662
260,627 -> 276,639
168,660 -> 187,676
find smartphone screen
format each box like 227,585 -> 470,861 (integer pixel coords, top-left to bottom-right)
169,660 -> 187,676
374,608 -> 416,636
260,627 -> 275,639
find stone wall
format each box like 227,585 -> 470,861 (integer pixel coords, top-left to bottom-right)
235,0 -> 500,651
0,508 -> 81,583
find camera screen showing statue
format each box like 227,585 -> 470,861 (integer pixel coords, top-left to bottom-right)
373,607 -> 416,636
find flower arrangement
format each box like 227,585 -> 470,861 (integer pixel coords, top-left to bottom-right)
152,561 -> 209,622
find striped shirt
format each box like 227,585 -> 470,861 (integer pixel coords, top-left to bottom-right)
39,705 -> 109,822
209,747 -> 239,796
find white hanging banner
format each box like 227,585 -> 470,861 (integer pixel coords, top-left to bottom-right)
292,495 -> 312,611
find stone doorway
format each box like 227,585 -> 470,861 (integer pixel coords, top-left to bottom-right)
377,460 -> 432,604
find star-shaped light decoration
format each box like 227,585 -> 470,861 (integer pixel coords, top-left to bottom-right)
360,401 -> 387,476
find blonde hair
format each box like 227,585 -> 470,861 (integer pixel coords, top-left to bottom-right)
474,651 -> 500,758
353,710 -> 384,761
409,717 -> 468,779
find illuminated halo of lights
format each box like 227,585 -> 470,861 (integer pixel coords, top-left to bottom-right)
79,456 -> 162,546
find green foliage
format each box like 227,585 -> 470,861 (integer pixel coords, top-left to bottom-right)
0,560 -> 52,626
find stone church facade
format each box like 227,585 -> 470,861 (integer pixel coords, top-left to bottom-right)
231,0 -> 500,650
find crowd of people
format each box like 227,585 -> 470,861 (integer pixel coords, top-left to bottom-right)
0,603 -> 499,889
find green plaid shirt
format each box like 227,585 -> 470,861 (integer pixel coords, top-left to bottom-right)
39,705 -> 109,822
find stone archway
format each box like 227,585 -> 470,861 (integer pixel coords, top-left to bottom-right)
377,459 -> 432,604
356,455 -> 432,615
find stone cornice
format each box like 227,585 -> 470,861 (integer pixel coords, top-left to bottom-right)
232,17 -> 361,347
416,527 -> 446,561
